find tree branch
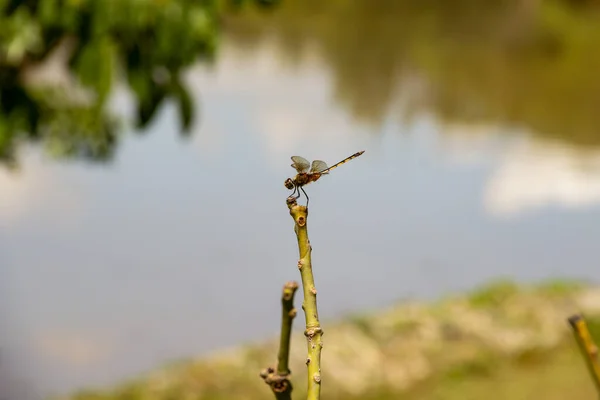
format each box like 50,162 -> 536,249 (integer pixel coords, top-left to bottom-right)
287,197 -> 323,400
568,314 -> 600,397
260,281 -> 299,399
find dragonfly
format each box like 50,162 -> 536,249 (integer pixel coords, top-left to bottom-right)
284,150 -> 365,206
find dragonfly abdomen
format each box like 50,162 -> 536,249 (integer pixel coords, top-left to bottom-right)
320,150 -> 365,174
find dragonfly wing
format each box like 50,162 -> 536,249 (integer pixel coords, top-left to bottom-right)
310,160 -> 329,174
291,156 -> 311,173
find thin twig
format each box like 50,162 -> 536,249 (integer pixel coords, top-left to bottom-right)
287,197 -> 323,400
260,281 -> 299,399
278,281 -> 299,376
568,314 -> 600,397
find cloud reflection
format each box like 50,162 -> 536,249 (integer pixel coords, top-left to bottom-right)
484,138 -> 600,217
36,330 -> 114,367
191,42 -> 600,218
0,152 -> 83,228
187,43 -> 371,166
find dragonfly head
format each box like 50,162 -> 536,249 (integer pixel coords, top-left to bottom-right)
284,178 -> 295,190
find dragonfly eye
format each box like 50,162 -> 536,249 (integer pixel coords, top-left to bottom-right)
284,178 -> 294,190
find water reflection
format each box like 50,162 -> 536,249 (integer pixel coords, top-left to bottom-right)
224,0 -> 600,147
3,2 -> 600,399
3,40 -> 600,398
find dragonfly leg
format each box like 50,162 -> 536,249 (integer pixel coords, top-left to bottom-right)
300,186 -> 309,207
290,184 -> 298,198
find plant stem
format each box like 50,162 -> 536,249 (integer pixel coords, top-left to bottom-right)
568,314 -> 600,397
278,281 -> 299,376
287,198 -> 323,400
261,281 -> 299,400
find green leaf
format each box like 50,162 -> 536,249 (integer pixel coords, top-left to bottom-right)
39,0 -> 59,25
137,88 -> 166,129
127,68 -> 152,103
72,36 -> 116,103
171,76 -> 194,133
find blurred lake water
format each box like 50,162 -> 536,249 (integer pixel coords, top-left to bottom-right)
2,2 -> 600,398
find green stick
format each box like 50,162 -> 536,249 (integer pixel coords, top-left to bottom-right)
261,281 -> 299,399
568,314 -> 600,397
287,198 -> 323,400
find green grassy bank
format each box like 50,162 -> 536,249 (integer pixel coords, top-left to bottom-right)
61,279 -> 600,400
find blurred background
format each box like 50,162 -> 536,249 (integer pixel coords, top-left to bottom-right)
2,0 -> 600,398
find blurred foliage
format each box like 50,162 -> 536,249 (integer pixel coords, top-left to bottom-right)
0,0 -> 278,168
467,279 -> 520,308
223,0 -> 600,148
5,0 -> 600,169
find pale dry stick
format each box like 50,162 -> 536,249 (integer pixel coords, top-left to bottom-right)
568,314 -> 600,397
261,281 -> 299,400
286,196 -> 323,400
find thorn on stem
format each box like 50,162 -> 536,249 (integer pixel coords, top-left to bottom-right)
260,367 -> 275,378
305,327 -> 322,338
